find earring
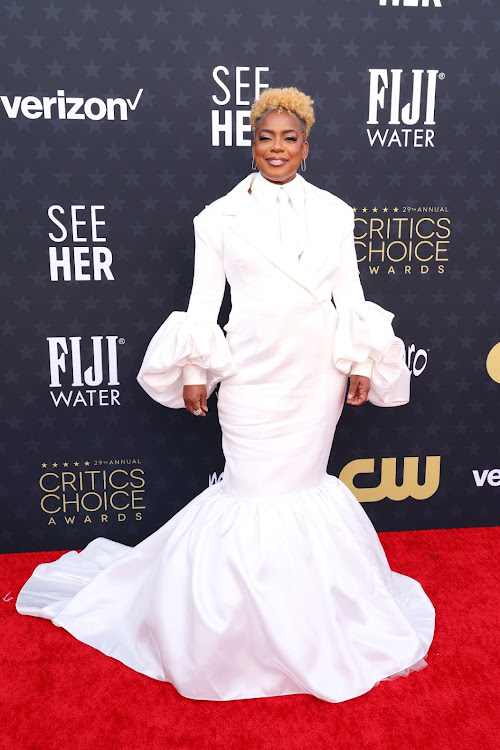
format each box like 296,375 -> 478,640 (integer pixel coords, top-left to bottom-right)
251,158 -> 257,171
301,159 -> 307,172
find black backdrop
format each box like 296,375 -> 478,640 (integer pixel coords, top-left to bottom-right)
1,0 -> 499,553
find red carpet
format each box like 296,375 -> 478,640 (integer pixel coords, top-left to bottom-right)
1,527 -> 498,750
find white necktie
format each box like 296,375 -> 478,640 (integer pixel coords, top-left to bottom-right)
277,187 -> 300,260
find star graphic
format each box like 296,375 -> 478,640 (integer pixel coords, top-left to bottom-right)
100,32 -> 118,51
82,59 -> 101,78
136,33 -> 154,52
474,42 -> 491,60
395,13 -> 411,31
206,36 -> 223,54
10,58 -> 29,77
224,10 -> 241,27
310,38 -> 327,56
292,66 -> 310,84
376,41 -> 394,58
428,13 -> 445,32
172,34 -> 189,53
188,8 -> 206,25
118,61 -> 138,79
26,29 -> 45,48
442,41 -> 459,59
409,40 -> 426,59
342,40 -> 360,58
81,3 -> 99,22
189,62 -> 206,81
328,12 -> 344,30
116,3 -> 135,23
275,38 -> 294,56
361,12 -> 378,31
293,11 -> 310,29
6,1 -> 24,20
43,2 -> 62,21
325,67 -> 343,84
241,37 -> 260,55
459,14 -> 479,33
258,10 -> 277,28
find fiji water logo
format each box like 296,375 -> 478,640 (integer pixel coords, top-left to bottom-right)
48,335 -> 124,407
367,69 -> 444,148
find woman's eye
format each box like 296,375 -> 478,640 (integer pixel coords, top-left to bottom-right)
259,136 -> 271,141
285,137 -> 297,141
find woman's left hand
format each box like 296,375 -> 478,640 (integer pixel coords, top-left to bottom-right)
346,375 -> 370,406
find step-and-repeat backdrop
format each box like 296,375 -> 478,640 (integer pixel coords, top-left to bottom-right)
1,0 -> 499,552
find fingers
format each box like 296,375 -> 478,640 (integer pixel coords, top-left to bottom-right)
183,384 -> 208,416
346,375 -> 370,406
200,390 -> 208,414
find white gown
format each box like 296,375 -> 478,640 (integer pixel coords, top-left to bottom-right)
17,174 -> 435,703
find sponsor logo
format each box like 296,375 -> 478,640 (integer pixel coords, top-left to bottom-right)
339,456 -> 441,502
208,471 -> 224,486
39,459 -> 145,526
379,1 -> 442,6
48,204 -> 113,282
367,69 -> 444,148
48,335 -> 123,407
486,343 -> 500,384
354,207 -> 450,275
473,469 -> 500,488
1,89 -> 143,120
212,66 -> 269,146
406,344 -> 428,377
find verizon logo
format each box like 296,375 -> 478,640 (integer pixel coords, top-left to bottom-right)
1,89 -> 143,120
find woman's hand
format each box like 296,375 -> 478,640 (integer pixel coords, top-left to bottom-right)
183,384 -> 208,416
346,375 -> 370,406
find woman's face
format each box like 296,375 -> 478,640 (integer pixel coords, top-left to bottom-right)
252,111 -> 309,185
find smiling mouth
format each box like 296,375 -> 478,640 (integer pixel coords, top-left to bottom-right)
267,158 -> 288,166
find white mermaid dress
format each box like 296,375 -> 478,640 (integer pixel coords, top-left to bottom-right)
17,174 -> 435,702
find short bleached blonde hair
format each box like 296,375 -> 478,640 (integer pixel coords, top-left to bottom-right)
250,87 -> 315,140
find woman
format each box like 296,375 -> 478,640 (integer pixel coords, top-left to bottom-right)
17,88 -> 434,703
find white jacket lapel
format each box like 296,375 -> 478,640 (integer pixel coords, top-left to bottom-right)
221,174 -> 321,298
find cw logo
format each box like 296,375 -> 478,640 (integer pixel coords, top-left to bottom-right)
486,343 -> 500,384
339,456 -> 441,502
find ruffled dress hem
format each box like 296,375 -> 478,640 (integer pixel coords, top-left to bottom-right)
17,474 -> 435,704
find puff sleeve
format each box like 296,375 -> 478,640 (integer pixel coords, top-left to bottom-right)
331,209 -> 410,407
136,211 -> 237,408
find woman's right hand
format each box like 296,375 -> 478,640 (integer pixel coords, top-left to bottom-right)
183,385 -> 208,416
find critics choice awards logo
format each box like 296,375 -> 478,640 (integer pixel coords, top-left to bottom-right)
211,66 -> 269,146
39,459 -> 146,526
367,69 -> 445,148
0,89 -> 143,121
354,206 -> 451,275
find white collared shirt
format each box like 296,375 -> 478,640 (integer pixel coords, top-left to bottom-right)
250,172 -> 307,260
